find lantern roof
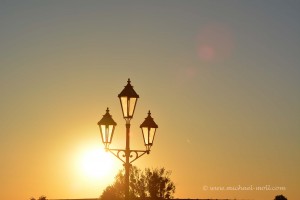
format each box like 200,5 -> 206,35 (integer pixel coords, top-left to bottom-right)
140,111 -> 158,128
118,79 -> 140,98
97,108 -> 117,126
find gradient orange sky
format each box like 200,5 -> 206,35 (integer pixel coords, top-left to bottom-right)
1,1 -> 299,200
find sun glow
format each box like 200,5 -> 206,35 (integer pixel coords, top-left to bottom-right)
78,146 -> 119,182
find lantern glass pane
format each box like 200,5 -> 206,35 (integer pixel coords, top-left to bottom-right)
149,128 -> 156,144
120,97 -> 128,117
100,125 -> 107,143
108,125 -> 114,143
142,127 -> 149,145
129,97 -> 137,117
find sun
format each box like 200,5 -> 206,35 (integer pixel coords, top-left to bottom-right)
78,146 -> 119,182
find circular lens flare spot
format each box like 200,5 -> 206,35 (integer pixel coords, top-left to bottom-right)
198,45 -> 215,61
197,23 -> 235,62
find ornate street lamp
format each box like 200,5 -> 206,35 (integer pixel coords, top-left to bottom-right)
97,79 -> 158,200
97,108 -> 117,150
118,79 -> 139,120
140,111 -> 158,152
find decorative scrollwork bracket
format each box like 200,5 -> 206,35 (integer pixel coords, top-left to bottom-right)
107,148 -> 150,164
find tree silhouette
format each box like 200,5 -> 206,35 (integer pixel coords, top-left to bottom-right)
29,195 -> 46,200
145,168 -> 175,199
100,166 -> 175,200
100,185 -> 124,200
274,194 -> 287,200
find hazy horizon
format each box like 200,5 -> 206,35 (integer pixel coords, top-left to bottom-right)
0,1 -> 299,200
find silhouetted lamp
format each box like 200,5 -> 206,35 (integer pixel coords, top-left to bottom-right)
118,79 -> 139,120
97,79 -> 158,200
97,108 -> 117,149
140,111 -> 158,152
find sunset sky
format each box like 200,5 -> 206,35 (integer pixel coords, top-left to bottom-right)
0,1 -> 299,200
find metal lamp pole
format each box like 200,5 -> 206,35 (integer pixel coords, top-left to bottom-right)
125,120 -> 130,199
97,79 -> 158,200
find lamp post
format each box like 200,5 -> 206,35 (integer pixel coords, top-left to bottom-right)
97,79 -> 158,200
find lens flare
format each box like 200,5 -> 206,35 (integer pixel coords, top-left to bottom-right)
197,23 -> 235,62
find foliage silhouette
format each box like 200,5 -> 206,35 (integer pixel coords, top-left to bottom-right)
100,166 -> 175,200
29,196 -> 47,200
274,194 -> 287,200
